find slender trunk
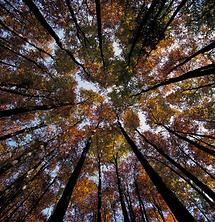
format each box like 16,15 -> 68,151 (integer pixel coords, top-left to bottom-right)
1,190 -> 34,222
114,156 -> 130,222
134,181 -> 146,222
127,0 -> 159,65
0,140 -> 44,176
97,154 -> 102,222
134,179 -> 147,222
95,0 -> 105,68
118,121 -> 196,222
177,145 -> 215,180
0,19 -> 54,59
23,0 -> 90,76
135,64 -> 215,95
110,202 -> 117,222
20,176 -> 58,222
149,156 -> 213,205
171,40 -> 215,71
0,149 -> 55,216
136,129 -> 215,201
0,41 -> 47,74
162,124 -> 215,156
47,137 -> 92,222
65,0 -> 89,46
163,0 -> 188,33
152,197 -> 165,222
124,189 -> 136,222
0,101 -> 75,118
0,123 -> 45,141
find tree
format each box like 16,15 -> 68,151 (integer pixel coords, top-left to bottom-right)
0,0 -> 214,221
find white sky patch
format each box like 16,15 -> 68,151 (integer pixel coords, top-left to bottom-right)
75,73 -> 99,92
138,111 -> 150,131
113,41 -> 123,58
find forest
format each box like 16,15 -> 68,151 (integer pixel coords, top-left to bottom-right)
0,0 -> 214,221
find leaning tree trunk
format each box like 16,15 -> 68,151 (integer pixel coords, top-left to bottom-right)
47,137 -> 92,222
136,129 -> 215,201
118,121 -> 196,222
162,124 -> 215,156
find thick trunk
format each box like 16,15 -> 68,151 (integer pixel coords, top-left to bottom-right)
47,137 -> 92,222
137,130 -> 215,201
23,0 -> 62,48
118,122 -> 196,222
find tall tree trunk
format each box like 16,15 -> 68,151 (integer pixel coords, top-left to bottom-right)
162,124 -> 215,156
95,0 -> 105,68
136,129 -> 215,201
0,101 -> 76,118
135,64 -> 215,95
118,121 -> 196,222
127,0 -> 159,64
114,156 -> 130,222
97,153 -> 102,222
124,189 -> 136,222
134,178 -> 148,222
47,137 -> 92,222
150,156 -> 213,205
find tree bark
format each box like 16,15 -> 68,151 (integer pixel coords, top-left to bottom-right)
162,124 -> 215,156
135,64 -> 215,95
127,0 -> 159,65
47,137 -> 92,222
114,155 -> 130,222
118,121 -> 196,222
0,102 -> 75,118
134,178 -> 148,222
95,0 -> 105,68
97,153 -> 102,222
136,129 -> 215,201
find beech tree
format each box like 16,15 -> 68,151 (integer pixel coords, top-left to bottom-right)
0,0 -> 214,221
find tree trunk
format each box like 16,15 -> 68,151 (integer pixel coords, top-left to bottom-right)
136,64 -> 215,95
162,124 -> 215,156
118,121 -> 196,222
47,137 -> 92,222
124,189 -> 136,222
97,153 -> 102,222
136,129 -> 215,201
134,178 -> 148,222
0,102 -> 75,118
114,156 -> 130,222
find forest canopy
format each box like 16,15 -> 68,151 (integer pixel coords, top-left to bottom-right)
0,0 -> 214,221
